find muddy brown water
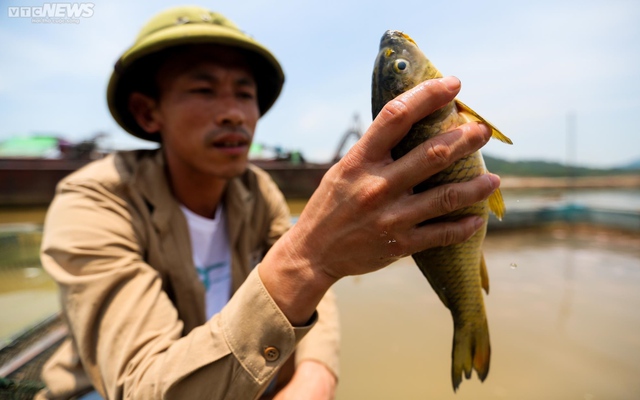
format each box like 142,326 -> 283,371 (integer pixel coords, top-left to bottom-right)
1,202 -> 639,399
334,227 -> 640,399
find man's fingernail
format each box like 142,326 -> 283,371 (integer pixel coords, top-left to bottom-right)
441,76 -> 461,91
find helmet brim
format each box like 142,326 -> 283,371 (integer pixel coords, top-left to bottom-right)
107,21 -> 284,142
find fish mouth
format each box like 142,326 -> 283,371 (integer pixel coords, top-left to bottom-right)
380,30 -> 418,48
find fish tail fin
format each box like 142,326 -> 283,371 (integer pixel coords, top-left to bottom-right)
451,316 -> 491,391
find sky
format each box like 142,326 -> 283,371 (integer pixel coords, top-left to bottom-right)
1,0 -> 639,168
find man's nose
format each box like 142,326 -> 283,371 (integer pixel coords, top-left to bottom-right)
215,97 -> 245,126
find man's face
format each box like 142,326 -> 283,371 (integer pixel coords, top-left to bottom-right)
145,46 -> 260,180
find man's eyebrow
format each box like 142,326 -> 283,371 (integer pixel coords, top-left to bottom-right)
187,71 -> 218,82
186,70 -> 255,87
235,76 -> 256,87
186,70 -> 255,84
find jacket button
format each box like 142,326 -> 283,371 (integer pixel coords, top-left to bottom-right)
263,346 -> 280,362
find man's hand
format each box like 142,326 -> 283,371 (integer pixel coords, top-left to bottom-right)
273,361 -> 336,400
260,76 -> 499,325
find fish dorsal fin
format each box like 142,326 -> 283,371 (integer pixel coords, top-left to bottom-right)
480,253 -> 490,295
455,99 -> 513,145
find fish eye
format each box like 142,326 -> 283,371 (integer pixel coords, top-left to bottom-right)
394,59 -> 409,73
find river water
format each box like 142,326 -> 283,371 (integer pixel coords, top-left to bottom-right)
1,189 -> 639,399
334,227 -> 640,399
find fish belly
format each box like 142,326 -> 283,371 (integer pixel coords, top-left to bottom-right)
412,210 -> 490,390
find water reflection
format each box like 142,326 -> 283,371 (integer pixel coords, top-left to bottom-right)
334,228 -> 640,400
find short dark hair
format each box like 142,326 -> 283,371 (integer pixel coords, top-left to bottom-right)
124,49 -> 177,100
125,45 -> 263,101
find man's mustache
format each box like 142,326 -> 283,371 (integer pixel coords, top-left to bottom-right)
204,127 -> 251,144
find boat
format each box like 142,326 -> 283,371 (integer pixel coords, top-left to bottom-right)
0,120 -> 364,207
0,158 -> 95,207
252,159 -> 333,199
0,134 -> 105,207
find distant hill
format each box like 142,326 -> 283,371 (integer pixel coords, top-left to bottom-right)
483,154 -> 640,177
620,158 -> 640,170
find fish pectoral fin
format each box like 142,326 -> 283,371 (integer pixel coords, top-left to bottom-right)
455,98 -> 509,220
488,187 -> 506,221
480,253 -> 490,295
455,99 -> 513,145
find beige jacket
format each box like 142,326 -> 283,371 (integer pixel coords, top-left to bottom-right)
37,149 -> 340,399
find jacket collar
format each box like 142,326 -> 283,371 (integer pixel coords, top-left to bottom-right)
136,150 -> 176,235
224,170 -> 254,249
136,149 -> 255,239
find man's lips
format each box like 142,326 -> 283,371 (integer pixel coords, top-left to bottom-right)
212,140 -> 248,148
209,132 -> 250,149
209,132 -> 249,147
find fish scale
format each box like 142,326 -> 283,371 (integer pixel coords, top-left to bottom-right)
371,30 -> 512,391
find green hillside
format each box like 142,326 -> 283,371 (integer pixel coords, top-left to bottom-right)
483,154 -> 640,177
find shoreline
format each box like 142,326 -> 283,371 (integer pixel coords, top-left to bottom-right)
499,175 -> 640,190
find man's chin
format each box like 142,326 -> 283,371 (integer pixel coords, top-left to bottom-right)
216,160 -> 249,180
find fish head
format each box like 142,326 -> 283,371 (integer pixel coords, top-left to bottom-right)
372,30 -> 442,118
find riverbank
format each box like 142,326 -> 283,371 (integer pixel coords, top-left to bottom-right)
500,174 -> 640,190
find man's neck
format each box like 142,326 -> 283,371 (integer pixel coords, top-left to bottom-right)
165,165 -> 228,219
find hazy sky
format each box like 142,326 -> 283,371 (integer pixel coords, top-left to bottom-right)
1,0 -> 638,167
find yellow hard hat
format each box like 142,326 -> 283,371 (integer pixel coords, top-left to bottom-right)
107,6 -> 284,142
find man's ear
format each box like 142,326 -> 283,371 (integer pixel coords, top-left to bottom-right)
128,92 -> 162,135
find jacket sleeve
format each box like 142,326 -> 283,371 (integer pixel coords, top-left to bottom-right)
258,171 -> 341,379
39,180 -> 316,400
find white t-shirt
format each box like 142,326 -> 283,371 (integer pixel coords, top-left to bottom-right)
180,204 -> 232,319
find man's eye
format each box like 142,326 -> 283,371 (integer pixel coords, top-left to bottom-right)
190,87 -> 213,94
238,91 -> 256,99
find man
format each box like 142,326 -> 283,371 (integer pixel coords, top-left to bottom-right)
38,6 -> 499,400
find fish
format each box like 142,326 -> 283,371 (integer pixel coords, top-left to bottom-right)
371,30 -> 513,391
